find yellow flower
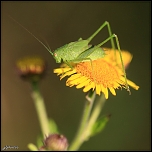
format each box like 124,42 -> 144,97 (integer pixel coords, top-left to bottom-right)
54,48 -> 139,99
16,56 -> 46,82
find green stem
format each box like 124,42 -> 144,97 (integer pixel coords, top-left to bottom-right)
83,94 -> 106,140
31,81 -> 50,137
68,91 -> 96,151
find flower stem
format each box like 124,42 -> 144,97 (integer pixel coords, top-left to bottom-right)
31,81 -> 50,137
82,94 -> 106,140
68,91 -> 96,151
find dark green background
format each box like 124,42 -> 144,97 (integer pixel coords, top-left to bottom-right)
2,2 -> 151,151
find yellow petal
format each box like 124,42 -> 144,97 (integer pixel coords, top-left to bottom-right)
68,76 -> 87,85
76,76 -> 88,84
67,73 -> 82,81
95,84 -> 101,95
60,70 -> 76,80
120,77 -> 139,90
66,80 -> 75,87
76,79 -> 90,89
126,79 -> 139,90
54,68 -> 71,74
112,81 -> 120,88
109,87 -> 116,96
83,82 -> 95,92
102,87 -> 108,99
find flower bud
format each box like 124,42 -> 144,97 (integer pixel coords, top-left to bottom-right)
16,56 -> 46,82
42,134 -> 69,151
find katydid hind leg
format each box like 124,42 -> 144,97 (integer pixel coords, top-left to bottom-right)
87,21 -> 112,43
104,22 -> 131,94
105,22 -> 115,50
114,35 -> 131,94
101,32 -> 131,94
88,30 -> 131,94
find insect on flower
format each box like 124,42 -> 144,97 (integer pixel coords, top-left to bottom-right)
10,16 -> 133,95
54,49 -> 139,99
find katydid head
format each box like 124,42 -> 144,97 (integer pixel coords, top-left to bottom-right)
44,46 -> 61,63
52,52 -> 62,63
52,44 -> 69,64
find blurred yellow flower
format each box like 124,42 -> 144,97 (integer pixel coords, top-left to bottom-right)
16,56 -> 46,82
54,48 -> 139,99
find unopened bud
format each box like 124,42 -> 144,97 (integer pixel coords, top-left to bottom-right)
42,134 -> 69,151
16,56 -> 46,82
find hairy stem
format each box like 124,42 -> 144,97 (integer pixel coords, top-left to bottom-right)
31,81 -> 50,137
82,94 -> 106,140
68,91 -> 96,151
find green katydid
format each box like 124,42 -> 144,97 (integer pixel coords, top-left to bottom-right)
9,16 -> 130,94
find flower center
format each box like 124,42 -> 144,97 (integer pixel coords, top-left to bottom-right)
75,59 -> 120,87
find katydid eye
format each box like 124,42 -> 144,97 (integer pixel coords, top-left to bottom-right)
54,53 -> 57,57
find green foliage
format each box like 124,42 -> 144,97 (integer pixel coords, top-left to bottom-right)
90,114 -> 111,137
48,118 -> 59,134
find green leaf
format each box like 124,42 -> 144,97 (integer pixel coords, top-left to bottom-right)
90,114 -> 111,137
48,118 -> 59,134
28,143 -> 38,151
36,134 -> 43,149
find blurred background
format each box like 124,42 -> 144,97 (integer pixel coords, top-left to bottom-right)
1,2 -> 151,151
